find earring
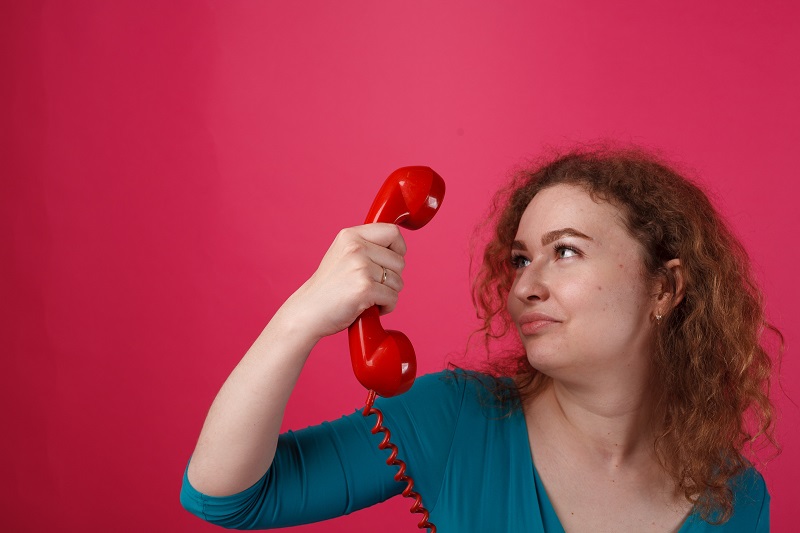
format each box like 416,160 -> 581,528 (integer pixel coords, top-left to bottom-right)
655,313 -> 663,322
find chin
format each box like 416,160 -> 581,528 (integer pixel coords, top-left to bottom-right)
523,347 -> 566,374
522,338 -> 599,378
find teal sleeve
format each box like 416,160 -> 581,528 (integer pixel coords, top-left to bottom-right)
179,371 -> 465,529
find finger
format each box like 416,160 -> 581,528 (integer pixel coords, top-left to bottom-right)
335,225 -> 406,274
364,241 -> 406,275
370,282 -> 400,316
372,264 -> 404,293
350,223 -> 407,256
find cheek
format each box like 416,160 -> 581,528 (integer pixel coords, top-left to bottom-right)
574,267 -> 647,319
597,268 -> 651,320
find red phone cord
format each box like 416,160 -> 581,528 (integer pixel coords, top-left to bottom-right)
363,390 -> 437,533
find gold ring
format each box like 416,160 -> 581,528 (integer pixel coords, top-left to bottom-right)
381,267 -> 388,284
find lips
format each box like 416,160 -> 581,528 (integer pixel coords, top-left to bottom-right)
517,312 -> 560,335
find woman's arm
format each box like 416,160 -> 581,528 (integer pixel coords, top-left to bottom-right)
180,371 -> 466,529
185,223 -> 407,497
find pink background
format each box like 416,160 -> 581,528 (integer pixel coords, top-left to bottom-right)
3,2 -> 798,531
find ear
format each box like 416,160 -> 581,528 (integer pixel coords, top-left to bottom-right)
655,258 -> 685,313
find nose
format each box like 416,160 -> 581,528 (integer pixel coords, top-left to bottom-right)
511,259 -> 550,303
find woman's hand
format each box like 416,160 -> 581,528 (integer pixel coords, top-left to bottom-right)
282,223 -> 407,343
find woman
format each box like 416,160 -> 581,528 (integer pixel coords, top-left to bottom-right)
180,147 -> 777,531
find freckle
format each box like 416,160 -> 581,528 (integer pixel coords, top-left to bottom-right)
597,285 -> 602,290
618,264 -> 624,268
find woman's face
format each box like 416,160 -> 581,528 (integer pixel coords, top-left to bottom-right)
506,184 -> 659,384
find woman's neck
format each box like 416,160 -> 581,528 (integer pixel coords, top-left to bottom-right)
526,375 -> 659,468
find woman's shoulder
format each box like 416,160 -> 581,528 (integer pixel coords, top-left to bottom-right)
385,368 -> 479,404
686,466 -> 769,531
402,368 -> 521,420
377,368 -> 515,412
729,465 -> 768,505
413,368 -> 514,395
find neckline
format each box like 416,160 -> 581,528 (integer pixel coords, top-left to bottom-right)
514,407 -> 696,532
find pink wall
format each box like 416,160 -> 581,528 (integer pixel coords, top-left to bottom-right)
3,1 -> 798,531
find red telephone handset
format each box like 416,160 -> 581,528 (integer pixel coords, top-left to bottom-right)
348,166 -> 446,398
348,166 -> 445,532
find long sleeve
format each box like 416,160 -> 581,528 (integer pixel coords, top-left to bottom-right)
179,371 -> 466,529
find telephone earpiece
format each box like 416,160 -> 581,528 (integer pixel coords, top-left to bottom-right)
348,166 -> 445,398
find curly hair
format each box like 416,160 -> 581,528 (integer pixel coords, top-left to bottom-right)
469,144 -> 780,524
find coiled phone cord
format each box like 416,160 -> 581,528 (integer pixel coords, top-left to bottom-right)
363,389 -> 437,533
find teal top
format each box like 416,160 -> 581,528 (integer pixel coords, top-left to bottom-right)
180,371 -> 769,531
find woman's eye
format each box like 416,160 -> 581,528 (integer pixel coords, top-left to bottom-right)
510,255 -> 530,269
555,245 -> 579,259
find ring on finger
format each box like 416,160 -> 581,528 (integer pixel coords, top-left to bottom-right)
380,267 -> 388,285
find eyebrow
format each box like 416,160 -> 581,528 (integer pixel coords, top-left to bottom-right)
511,227 -> 594,250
